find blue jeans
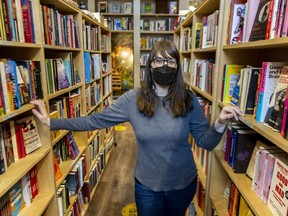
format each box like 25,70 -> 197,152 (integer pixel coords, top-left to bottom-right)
134,177 -> 197,216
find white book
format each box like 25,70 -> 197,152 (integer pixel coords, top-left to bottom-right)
0,61 -> 10,113
267,155 -> 288,216
15,0 -> 25,43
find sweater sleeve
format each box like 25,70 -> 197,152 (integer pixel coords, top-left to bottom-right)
50,90 -> 133,131
189,93 -> 225,151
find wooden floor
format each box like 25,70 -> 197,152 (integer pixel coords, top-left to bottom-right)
86,122 -> 137,216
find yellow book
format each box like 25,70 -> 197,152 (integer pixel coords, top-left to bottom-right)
50,110 -> 60,141
194,22 -> 202,49
222,64 -> 245,103
238,195 -> 250,216
0,0 -> 6,41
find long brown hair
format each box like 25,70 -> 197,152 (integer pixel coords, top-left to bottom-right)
137,40 -> 192,117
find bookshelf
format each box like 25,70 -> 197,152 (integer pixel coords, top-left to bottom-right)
0,0 -> 113,215
176,0 -> 288,216
93,0 -> 180,91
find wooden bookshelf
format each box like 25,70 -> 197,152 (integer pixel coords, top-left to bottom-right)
0,0 -> 113,215
175,0 -> 288,215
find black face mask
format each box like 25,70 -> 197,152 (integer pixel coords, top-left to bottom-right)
152,65 -> 177,86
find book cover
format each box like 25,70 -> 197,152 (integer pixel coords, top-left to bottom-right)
9,180 -> 25,215
65,132 -> 80,160
57,187 -> 64,216
261,152 -> 286,204
56,59 -> 70,90
229,4 -> 246,44
222,64 -> 245,103
230,68 -> 245,107
168,1 -> 177,14
7,60 -> 21,110
124,2 -> 132,14
144,2 -> 152,13
267,155 -> 288,216
264,66 -> 288,131
281,86 -> 288,137
111,1 -> 121,13
15,116 -> 42,154
232,129 -> 258,173
29,166 -> 38,199
194,22 -> 202,49
1,123 -> 15,167
53,154 -> 63,182
249,0 -> 271,41
256,62 -> 288,122
21,172 -> 32,206
281,0 -> 288,36
99,1 -> 107,13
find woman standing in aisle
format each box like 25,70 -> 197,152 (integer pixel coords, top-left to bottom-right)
31,40 -> 243,216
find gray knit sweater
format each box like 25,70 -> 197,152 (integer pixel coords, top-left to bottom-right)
50,89 -> 224,191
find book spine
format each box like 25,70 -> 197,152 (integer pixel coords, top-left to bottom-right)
266,0 -> 275,39
281,0 -> 288,36
256,62 -> 268,122
20,0 -> 32,43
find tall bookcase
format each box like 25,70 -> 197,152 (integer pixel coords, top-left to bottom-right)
176,0 -> 288,216
0,0 -> 113,215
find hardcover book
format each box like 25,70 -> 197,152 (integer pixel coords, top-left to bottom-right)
267,155 -> 288,216
264,66 -> 288,131
256,62 -> 288,122
231,129 -> 258,173
65,132 -> 80,160
15,116 -> 42,154
249,0 -> 271,41
56,59 -> 70,90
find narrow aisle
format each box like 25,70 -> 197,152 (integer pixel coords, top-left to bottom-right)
86,122 -> 137,216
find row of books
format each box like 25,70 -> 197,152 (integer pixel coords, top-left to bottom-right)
182,27 -> 192,52
227,0 -> 288,44
223,123 -> 288,216
100,34 -> 111,52
82,21 -> 100,51
0,59 -> 42,116
195,178 -> 205,212
224,181 -> 255,216
0,0 -> 35,43
140,18 -> 178,32
45,53 -> 81,95
88,131 -> 102,165
222,62 -> 288,138
0,116 -> 42,174
192,97 -> 212,175
108,17 -> 133,31
41,4 -> 80,48
196,10 -> 220,49
223,122 -> 259,174
0,166 -> 38,215
85,83 -> 102,113
140,35 -> 173,49
140,1 -> 178,14
84,53 -> 102,83
56,154 -> 86,216
102,75 -> 112,97
193,59 -> 216,95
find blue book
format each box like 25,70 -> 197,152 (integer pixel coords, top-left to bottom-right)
7,0 -> 16,41
6,60 -> 21,109
84,52 -> 91,83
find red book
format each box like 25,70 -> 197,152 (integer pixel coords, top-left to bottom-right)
15,124 -> 26,159
21,0 -> 33,43
265,0 -> 275,39
29,166 -> 39,199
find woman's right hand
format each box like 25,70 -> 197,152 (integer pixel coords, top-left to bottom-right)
30,100 -> 50,127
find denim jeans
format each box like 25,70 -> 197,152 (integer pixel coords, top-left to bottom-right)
134,177 -> 197,216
